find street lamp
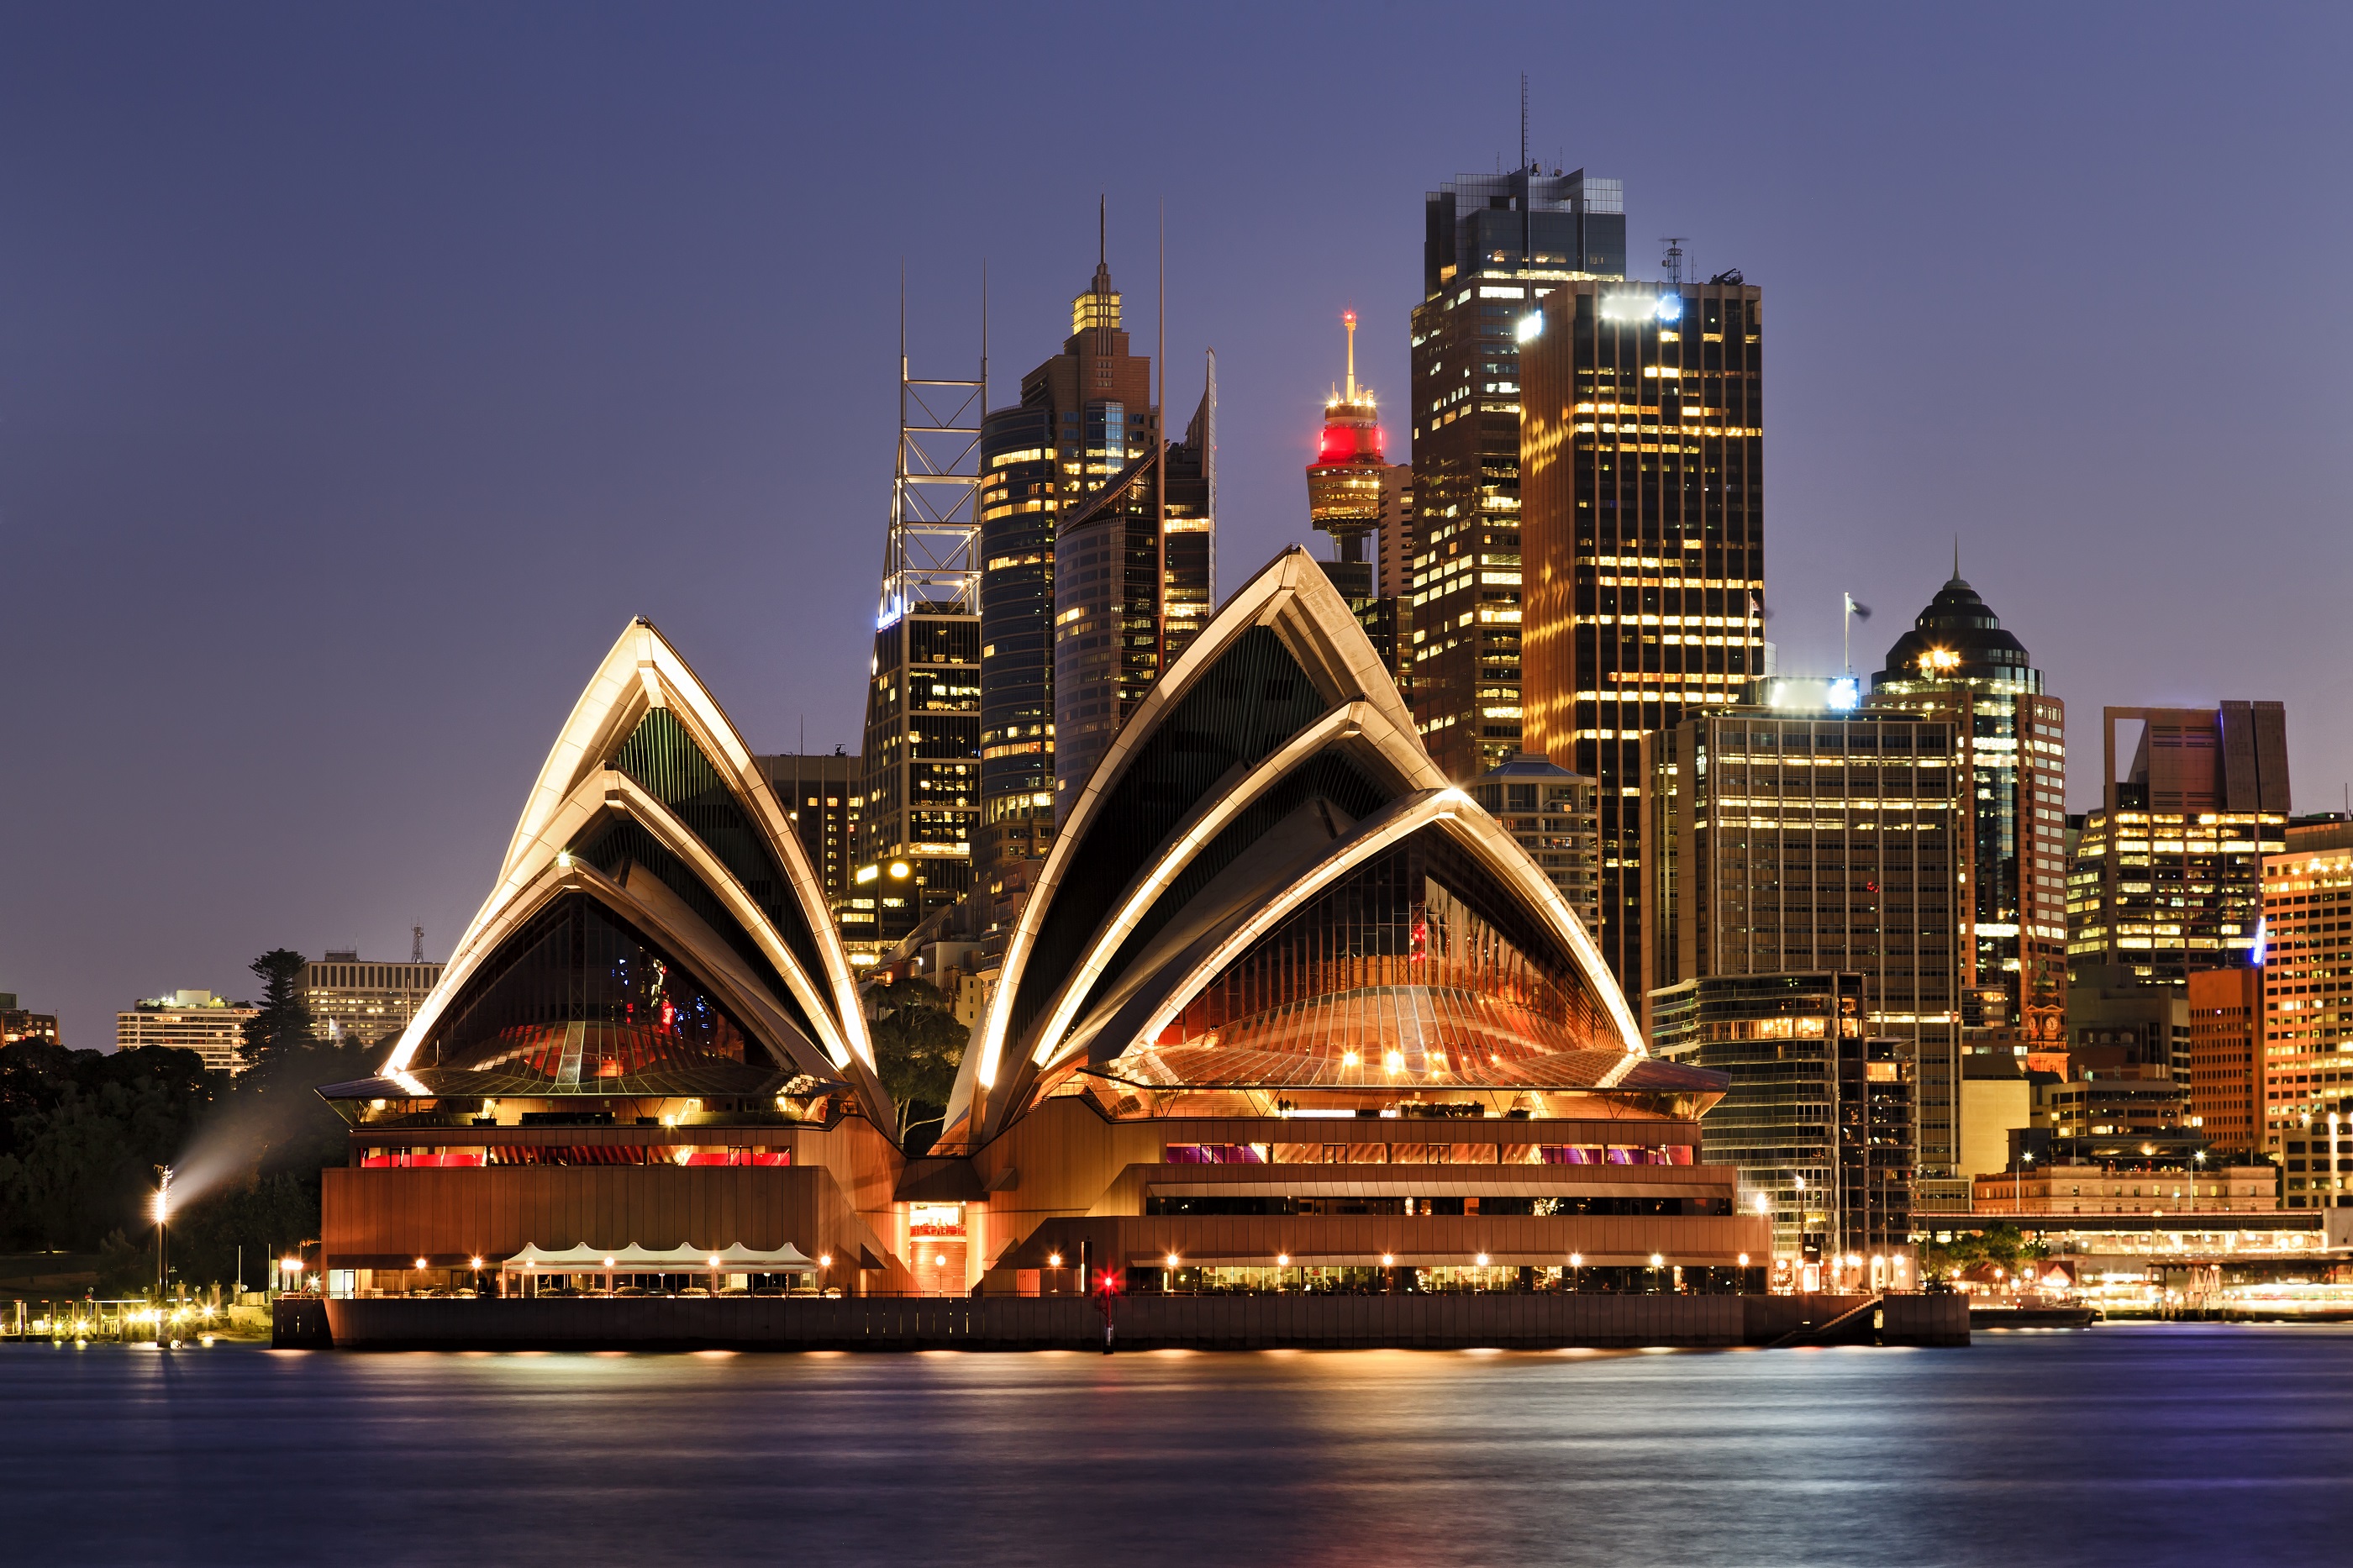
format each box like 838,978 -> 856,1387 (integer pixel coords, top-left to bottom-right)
151,1165 -> 174,1312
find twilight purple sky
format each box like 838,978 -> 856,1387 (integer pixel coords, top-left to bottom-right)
4,3 -> 2348,1050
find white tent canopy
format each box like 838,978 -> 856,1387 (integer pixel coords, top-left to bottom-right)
499,1241 -> 816,1272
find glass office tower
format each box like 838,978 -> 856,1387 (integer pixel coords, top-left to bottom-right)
1408,166 -> 1625,784
1519,274 -> 1768,997
1868,572 -> 2069,1044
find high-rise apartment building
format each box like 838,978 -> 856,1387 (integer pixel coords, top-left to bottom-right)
2261,820 -> 2353,1198
1519,273 -> 1768,997
1408,166 -> 1628,785
2187,965 -> 2264,1155
1641,686 -> 1966,1208
118,989 -> 257,1073
754,751 -> 862,902
1468,751 -> 1599,934
1651,971 -> 1913,1271
2068,703 -> 2289,983
1867,572 -> 2067,1042
301,951 -> 445,1048
980,240 -> 1214,849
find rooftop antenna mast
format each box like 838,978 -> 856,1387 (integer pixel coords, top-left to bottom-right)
872,264 -> 986,628
410,924 -> 424,964
1661,237 -> 1688,285
1519,74 -> 1531,276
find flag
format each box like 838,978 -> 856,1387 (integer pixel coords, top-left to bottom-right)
1845,592 -> 1872,622
1748,592 -> 1771,622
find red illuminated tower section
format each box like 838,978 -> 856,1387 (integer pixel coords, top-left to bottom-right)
1306,311 -> 1387,600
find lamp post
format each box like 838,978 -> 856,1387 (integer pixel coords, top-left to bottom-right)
2017,1150 -> 2033,1216
151,1165 -> 173,1314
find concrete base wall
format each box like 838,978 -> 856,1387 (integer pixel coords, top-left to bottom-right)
320,1292 -> 1967,1351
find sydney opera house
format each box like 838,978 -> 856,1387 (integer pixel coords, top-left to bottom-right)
318,551 -> 1770,1302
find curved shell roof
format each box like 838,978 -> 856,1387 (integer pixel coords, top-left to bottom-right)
949,549 -> 1646,1144
377,620 -> 892,1132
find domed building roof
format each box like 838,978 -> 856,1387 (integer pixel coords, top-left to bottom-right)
1871,573 -> 2040,692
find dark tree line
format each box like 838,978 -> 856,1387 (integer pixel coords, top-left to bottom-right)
0,949 -> 383,1294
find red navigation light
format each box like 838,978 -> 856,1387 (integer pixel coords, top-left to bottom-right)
1092,1266 -> 1124,1298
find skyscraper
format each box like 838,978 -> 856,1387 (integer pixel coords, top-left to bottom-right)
2187,964 -> 2264,1155
2260,818 -> 2353,1191
1867,571 -> 2068,1044
860,318 -> 985,937
1408,166 -> 1627,784
1651,972 -> 1913,1276
1641,684 -> 1967,1209
981,231 -> 1213,871
1051,379 -> 1213,802
2068,702 -> 2289,983
1519,271 -> 1768,995
754,750 -> 863,902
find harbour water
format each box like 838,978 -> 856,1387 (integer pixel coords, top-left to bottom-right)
4,1323 -> 2345,1565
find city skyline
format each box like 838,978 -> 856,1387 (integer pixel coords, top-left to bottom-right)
6,6 -> 2350,1051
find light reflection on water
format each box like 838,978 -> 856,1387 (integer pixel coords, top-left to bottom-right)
4,1324 -> 2348,1565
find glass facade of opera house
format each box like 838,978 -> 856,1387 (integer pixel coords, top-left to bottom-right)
317,556 -> 1771,1302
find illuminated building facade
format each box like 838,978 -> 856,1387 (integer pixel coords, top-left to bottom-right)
317,570 -> 1768,1305
754,752 -> 861,903
301,952 -> 445,1048
1640,688 -> 1968,1209
1050,376 -> 1214,808
117,990 -> 257,1073
979,247 -> 1155,882
1867,572 -> 2067,1042
981,238 -> 1216,854
1408,167 -> 1626,784
1519,275 -> 1768,997
2067,703 -> 2289,983
1651,972 -> 1913,1272
2187,965 -> 2264,1155
2261,822 -> 2353,1197
1470,751 -> 1599,934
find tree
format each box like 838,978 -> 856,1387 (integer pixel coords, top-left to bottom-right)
240,949 -> 315,1071
869,978 -> 967,1153
1919,1222 -> 2049,1282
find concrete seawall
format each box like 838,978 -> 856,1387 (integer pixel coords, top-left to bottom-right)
310,1292 -> 1966,1351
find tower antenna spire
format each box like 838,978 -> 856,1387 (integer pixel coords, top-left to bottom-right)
1343,309 -> 1356,403
1520,72 -> 1528,168
1099,194 -> 1106,267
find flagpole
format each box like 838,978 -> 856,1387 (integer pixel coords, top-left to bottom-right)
1842,593 -> 1851,675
